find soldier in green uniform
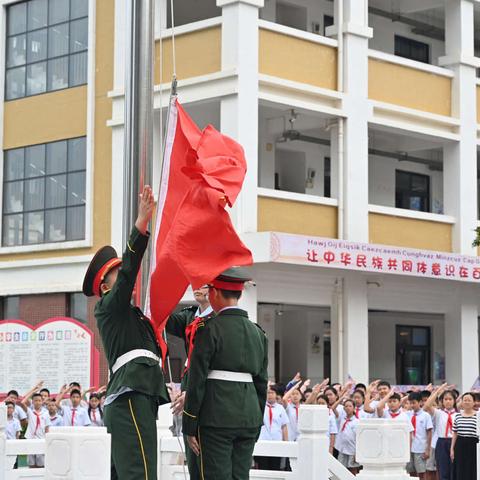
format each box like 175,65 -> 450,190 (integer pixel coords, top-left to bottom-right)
182,268 -> 268,480
83,186 -> 169,480
166,287 -> 215,480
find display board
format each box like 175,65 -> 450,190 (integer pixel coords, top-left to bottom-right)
0,317 -> 99,394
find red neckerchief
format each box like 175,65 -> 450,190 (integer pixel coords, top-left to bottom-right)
295,405 -> 299,421
267,404 -> 274,427
444,409 -> 455,437
341,417 -> 352,432
355,407 -> 360,418
183,316 -> 204,377
33,411 -> 41,434
71,408 -> 77,426
92,409 -> 97,422
411,413 -> 417,436
390,411 -> 401,419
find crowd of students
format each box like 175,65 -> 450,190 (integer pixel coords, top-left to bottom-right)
3,381 -> 107,469
4,376 -> 480,478
256,374 -> 479,480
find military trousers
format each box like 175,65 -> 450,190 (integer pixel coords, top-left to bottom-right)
104,391 -> 159,480
197,426 -> 259,480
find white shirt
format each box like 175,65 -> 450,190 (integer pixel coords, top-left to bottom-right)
25,408 -> 51,439
372,399 -> 390,417
60,405 -> 91,427
328,411 -> 338,438
49,415 -> 64,427
353,404 -> 372,419
259,403 -> 289,441
6,417 -> 21,439
335,414 -> 359,455
89,408 -> 104,427
285,403 -> 300,441
432,409 -> 458,439
13,405 -> 27,422
407,410 -> 433,453
382,410 -> 414,432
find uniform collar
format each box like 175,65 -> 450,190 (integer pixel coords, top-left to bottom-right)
195,305 -> 213,318
217,307 -> 248,317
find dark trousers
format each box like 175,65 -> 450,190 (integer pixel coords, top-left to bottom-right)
104,392 -> 159,480
198,426 -> 259,480
184,434 -> 201,480
453,436 -> 478,480
255,456 -> 282,471
436,438 -> 453,480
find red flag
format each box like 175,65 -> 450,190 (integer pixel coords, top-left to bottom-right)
148,98 -> 252,356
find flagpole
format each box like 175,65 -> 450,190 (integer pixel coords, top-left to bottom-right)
123,0 -> 155,306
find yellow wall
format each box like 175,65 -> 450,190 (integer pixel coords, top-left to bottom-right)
3,87 -> 87,149
155,27 -> 221,84
259,29 -> 337,91
3,0 -> 114,261
369,213 -> 452,252
258,197 -> 337,238
369,58 -> 452,117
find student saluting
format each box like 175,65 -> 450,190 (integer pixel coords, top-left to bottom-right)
83,185 -> 169,480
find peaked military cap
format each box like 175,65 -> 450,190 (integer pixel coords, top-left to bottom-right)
210,266 -> 252,291
82,246 -> 122,297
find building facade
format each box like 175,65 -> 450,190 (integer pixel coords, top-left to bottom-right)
1,0 -> 480,391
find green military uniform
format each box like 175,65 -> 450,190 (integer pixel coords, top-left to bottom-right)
83,226 -> 169,480
182,296 -> 268,479
166,305 -> 215,479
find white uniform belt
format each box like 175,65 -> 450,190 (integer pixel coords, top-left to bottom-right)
111,349 -> 161,374
207,370 -> 253,382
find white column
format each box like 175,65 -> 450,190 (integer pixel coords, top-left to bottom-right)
440,0 -> 479,255
342,275 -> 369,382
356,419 -> 410,480
294,405 -> 329,480
238,283 -> 258,323
217,0 -> 263,234
338,0 -> 372,242
445,287 -> 479,392
331,275 -> 369,383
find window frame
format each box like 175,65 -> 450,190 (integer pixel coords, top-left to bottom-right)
4,0 -> 89,101
395,324 -> 432,385
394,34 -> 430,64
395,169 -> 431,213
2,137 -> 88,248
0,0 -> 95,255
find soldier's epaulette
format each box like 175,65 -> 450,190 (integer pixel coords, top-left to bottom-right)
182,306 -> 197,312
254,323 -> 267,335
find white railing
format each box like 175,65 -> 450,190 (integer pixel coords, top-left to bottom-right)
1,403 -> 415,480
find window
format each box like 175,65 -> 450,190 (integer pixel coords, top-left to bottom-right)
324,157 -> 331,198
0,296 -> 20,319
2,137 -> 86,246
396,325 -> 431,385
5,0 -> 88,100
395,170 -> 430,213
68,292 -> 88,323
394,35 -> 430,64
323,15 -> 334,36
